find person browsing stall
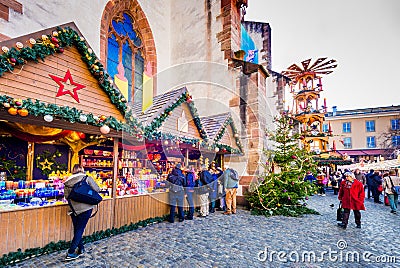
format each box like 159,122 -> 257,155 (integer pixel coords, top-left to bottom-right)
63,164 -> 100,261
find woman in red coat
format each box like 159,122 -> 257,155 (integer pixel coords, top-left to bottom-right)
338,172 -> 365,229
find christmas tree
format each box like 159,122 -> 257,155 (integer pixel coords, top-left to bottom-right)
246,112 -> 319,217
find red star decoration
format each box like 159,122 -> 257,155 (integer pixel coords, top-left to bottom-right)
49,69 -> 85,103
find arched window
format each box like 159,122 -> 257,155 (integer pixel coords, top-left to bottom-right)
107,12 -> 144,104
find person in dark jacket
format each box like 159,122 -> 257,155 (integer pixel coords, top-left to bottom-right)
184,166 -> 196,220
371,171 -> 383,203
304,171 -> 316,183
365,169 -> 374,199
354,168 -> 366,186
209,165 -> 223,213
197,164 -> 213,217
63,164 -> 100,261
167,163 -> 186,223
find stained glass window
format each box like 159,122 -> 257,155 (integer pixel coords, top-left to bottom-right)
107,12 -> 144,104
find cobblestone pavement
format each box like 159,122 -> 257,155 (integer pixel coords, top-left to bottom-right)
10,191 -> 400,268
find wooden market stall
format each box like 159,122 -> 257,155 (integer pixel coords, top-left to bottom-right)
200,112 -> 243,167
0,23 -> 170,255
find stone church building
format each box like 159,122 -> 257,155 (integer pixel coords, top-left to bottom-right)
0,0 -> 287,201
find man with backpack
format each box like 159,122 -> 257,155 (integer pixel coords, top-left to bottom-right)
166,163 -> 185,223
223,166 -> 240,215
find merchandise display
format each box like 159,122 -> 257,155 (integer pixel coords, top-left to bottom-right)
116,150 -> 167,197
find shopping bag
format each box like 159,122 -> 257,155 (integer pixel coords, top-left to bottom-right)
336,202 -> 343,221
384,194 -> 389,206
68,176 -> 102,205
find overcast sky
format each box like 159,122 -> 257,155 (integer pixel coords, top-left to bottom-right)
245,0 -> 400,111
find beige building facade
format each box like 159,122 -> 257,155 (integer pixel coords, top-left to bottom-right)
325,105 -> 400,163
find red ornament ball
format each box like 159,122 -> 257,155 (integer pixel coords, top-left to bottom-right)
77,132 -> 86,139
291,155 -> 297,159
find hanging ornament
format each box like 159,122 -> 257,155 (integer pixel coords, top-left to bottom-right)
3,103 -> 10,108
17,109 -> 29,117
234,133 -> 239,138
79,114 -> 87,122
29,38 -> 36,45
44,114 -> 54,122
7,107 -> 18,115
77,132 -> 86,139
100,125 -> 110,135
214,147 -> 220,152
16,42 -> 23,49
164,140 -> 169,145
2,46 -> 9,53
13,99 -> 22,107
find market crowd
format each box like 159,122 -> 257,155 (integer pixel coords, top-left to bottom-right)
304,167 -> 400,229
165,162 -> 240,223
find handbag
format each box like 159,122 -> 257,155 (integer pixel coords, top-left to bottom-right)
377,184 -> 383,192
388,176 -> 400,195
336,202 -> 343,221
68,175 -> 103,205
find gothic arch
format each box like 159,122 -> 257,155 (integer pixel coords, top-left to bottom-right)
100,0 -> 157,94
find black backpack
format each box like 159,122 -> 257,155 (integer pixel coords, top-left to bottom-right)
67,175 -> 102,217
168,173 -> 184,193
68,175 -> 102,205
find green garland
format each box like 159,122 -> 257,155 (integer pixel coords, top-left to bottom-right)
212,116 -> 243,153
0,94 -> 144,139
215,143 -> 242,155
0,26 -> 143,138
146,131 -> 199,145
0,214 -> 170,266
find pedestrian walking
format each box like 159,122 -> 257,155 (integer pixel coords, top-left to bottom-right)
382,170 -> 400,214
184,166 -> 196,220
354,168 -> 366,186
337,172 -> 365,229
209,164 -> 222,213
63,164 -> 101,261
304,171 -> 316,183
371,171 -> 383,203
166,163 -> 185,223
331,171 -> 341,195
223,166 -> 239,215
316,171 -> 326,196
365,169 -> 374,199
216,167 -> 226,211
197,164 -> 213,217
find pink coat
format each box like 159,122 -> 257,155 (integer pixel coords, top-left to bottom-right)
338,179 -> 365,210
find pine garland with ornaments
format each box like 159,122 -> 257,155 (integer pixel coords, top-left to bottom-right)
0,26 -> 144,138
246,112 -> 319,217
